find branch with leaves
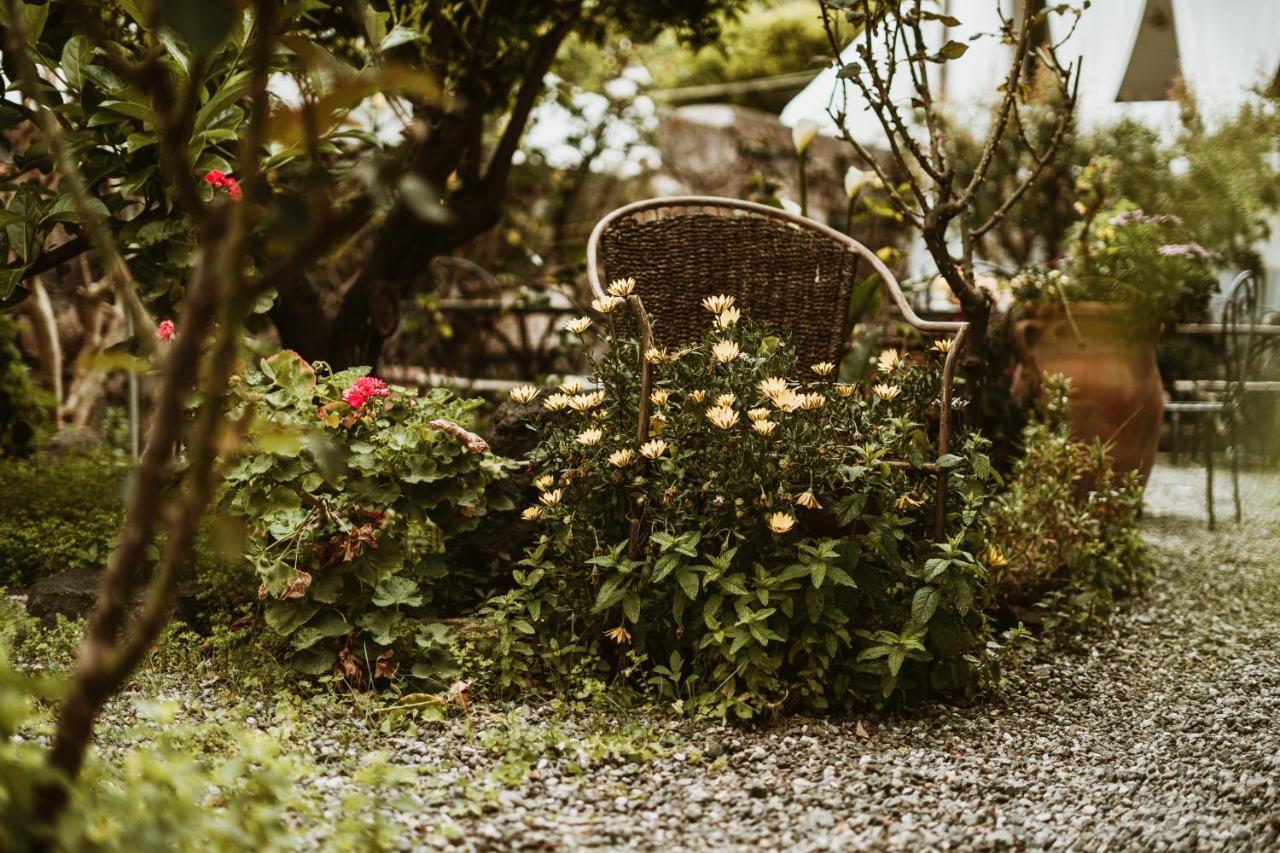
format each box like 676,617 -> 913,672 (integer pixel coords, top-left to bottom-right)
0,0 -> 371,833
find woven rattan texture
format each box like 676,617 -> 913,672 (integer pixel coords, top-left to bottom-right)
599,211 -> 859,368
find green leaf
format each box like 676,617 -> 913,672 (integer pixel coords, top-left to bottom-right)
289,648 -> 335,675
264,600 -> 319,636
99,99 -> 159,124
937,453 -> 964,470
826,565 -> 857,587
856,644 -> 892,662
16,1 -> 49,46
887,647 -> 907,676
292,612 -> 352,650
261,350 -> 316,401
847,273 -> 883,326
372,576 -> 422,608
622,592 -> 641,624
157,0 -> 238,55
777,563 -> 811,583
61,35 -> 93,90
194,70 -> 251,136
912,586 -> 940,625
358,610 -> 403,646
0,266 -> 28,302
674,567 -> 700,600
42,193 -> 109,226
379,25 -> 423,52
652,552 -> 681,583
593,575 -> 626,612
811,563 -> 827,588
930,41 -> 969,62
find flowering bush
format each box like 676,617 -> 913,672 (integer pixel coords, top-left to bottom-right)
1010,199 -> 1217,336
989,377 -> 1150,632
492,293 -> 1002,717
218,351 -> 513,685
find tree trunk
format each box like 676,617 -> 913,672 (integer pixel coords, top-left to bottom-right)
326,195 -> 503,369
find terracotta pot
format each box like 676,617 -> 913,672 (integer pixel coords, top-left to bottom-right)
1011,302 -> 1163,485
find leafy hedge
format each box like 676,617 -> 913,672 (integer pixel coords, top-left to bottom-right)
218,352 -> 513,686
0,451 -> 131,589
0,447 -> 251,609
0,314 -> 52,458
479,296 -> 1002,718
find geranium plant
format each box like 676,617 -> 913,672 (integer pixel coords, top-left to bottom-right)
498,295 -> 1002,717
218,351 -> 513,685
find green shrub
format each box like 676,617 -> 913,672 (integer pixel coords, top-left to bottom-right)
217,352 -> 514,686
989,377 -> 1151,632
0,449 -> 249,606
0,451 -> 130,589
484,296 -> 1001,718
0,314 -> 53,458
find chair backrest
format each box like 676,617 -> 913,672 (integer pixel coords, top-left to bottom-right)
587,196 -> 957,370
1222,270 -> 1260,398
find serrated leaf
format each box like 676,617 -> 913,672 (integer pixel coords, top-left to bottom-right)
912,586 -> 940,625
371,576 -> 422,607
937,453 -> 964,470
593,574 -> 625,612
674,567 -> 699,600
358,609 -> 402,645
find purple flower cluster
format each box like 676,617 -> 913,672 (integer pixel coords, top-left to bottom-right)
1109,209 -> 1184,228
1158,242 -> 1212,259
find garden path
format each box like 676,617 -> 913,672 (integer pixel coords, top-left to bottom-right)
437,462 -> 1280,850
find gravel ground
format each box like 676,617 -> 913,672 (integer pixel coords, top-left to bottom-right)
51,460 -> 1280,850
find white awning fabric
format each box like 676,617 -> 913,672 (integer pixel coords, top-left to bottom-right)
781,0 -> 1280,142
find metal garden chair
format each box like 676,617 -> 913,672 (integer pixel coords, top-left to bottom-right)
586,196 -> 968,540
1165,270 -> 1259,529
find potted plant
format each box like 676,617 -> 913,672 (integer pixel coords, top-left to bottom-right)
1007,164 -> 1217,483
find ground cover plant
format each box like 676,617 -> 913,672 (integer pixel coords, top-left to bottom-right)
218,351 -> 514,686
990,377 -> 1151,634
486,294 -> 1003,718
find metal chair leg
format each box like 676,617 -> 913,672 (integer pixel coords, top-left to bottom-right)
1203,417 -> 1215,531
1230,418 -> 1242,524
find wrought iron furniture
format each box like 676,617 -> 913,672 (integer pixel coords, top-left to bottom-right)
1164,271 -> 1261,528
586,196 -> 967,539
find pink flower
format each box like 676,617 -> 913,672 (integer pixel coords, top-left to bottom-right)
1158,242 -> 1211,259
342,376 -> 390,411
225,177 -> 242,200
155,319 -> 176,342
204,170 -> 226,186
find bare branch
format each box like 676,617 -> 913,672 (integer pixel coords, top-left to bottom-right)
958,1 -> 1039,206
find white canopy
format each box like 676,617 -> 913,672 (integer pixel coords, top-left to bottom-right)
781,0 -> 1280,144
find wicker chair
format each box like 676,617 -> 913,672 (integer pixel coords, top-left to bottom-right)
586,196 -> 968,539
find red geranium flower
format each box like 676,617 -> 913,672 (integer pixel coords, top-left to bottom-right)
155,319 -> 176,342
204,170 -> 242,201
342,376 -> 390,411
